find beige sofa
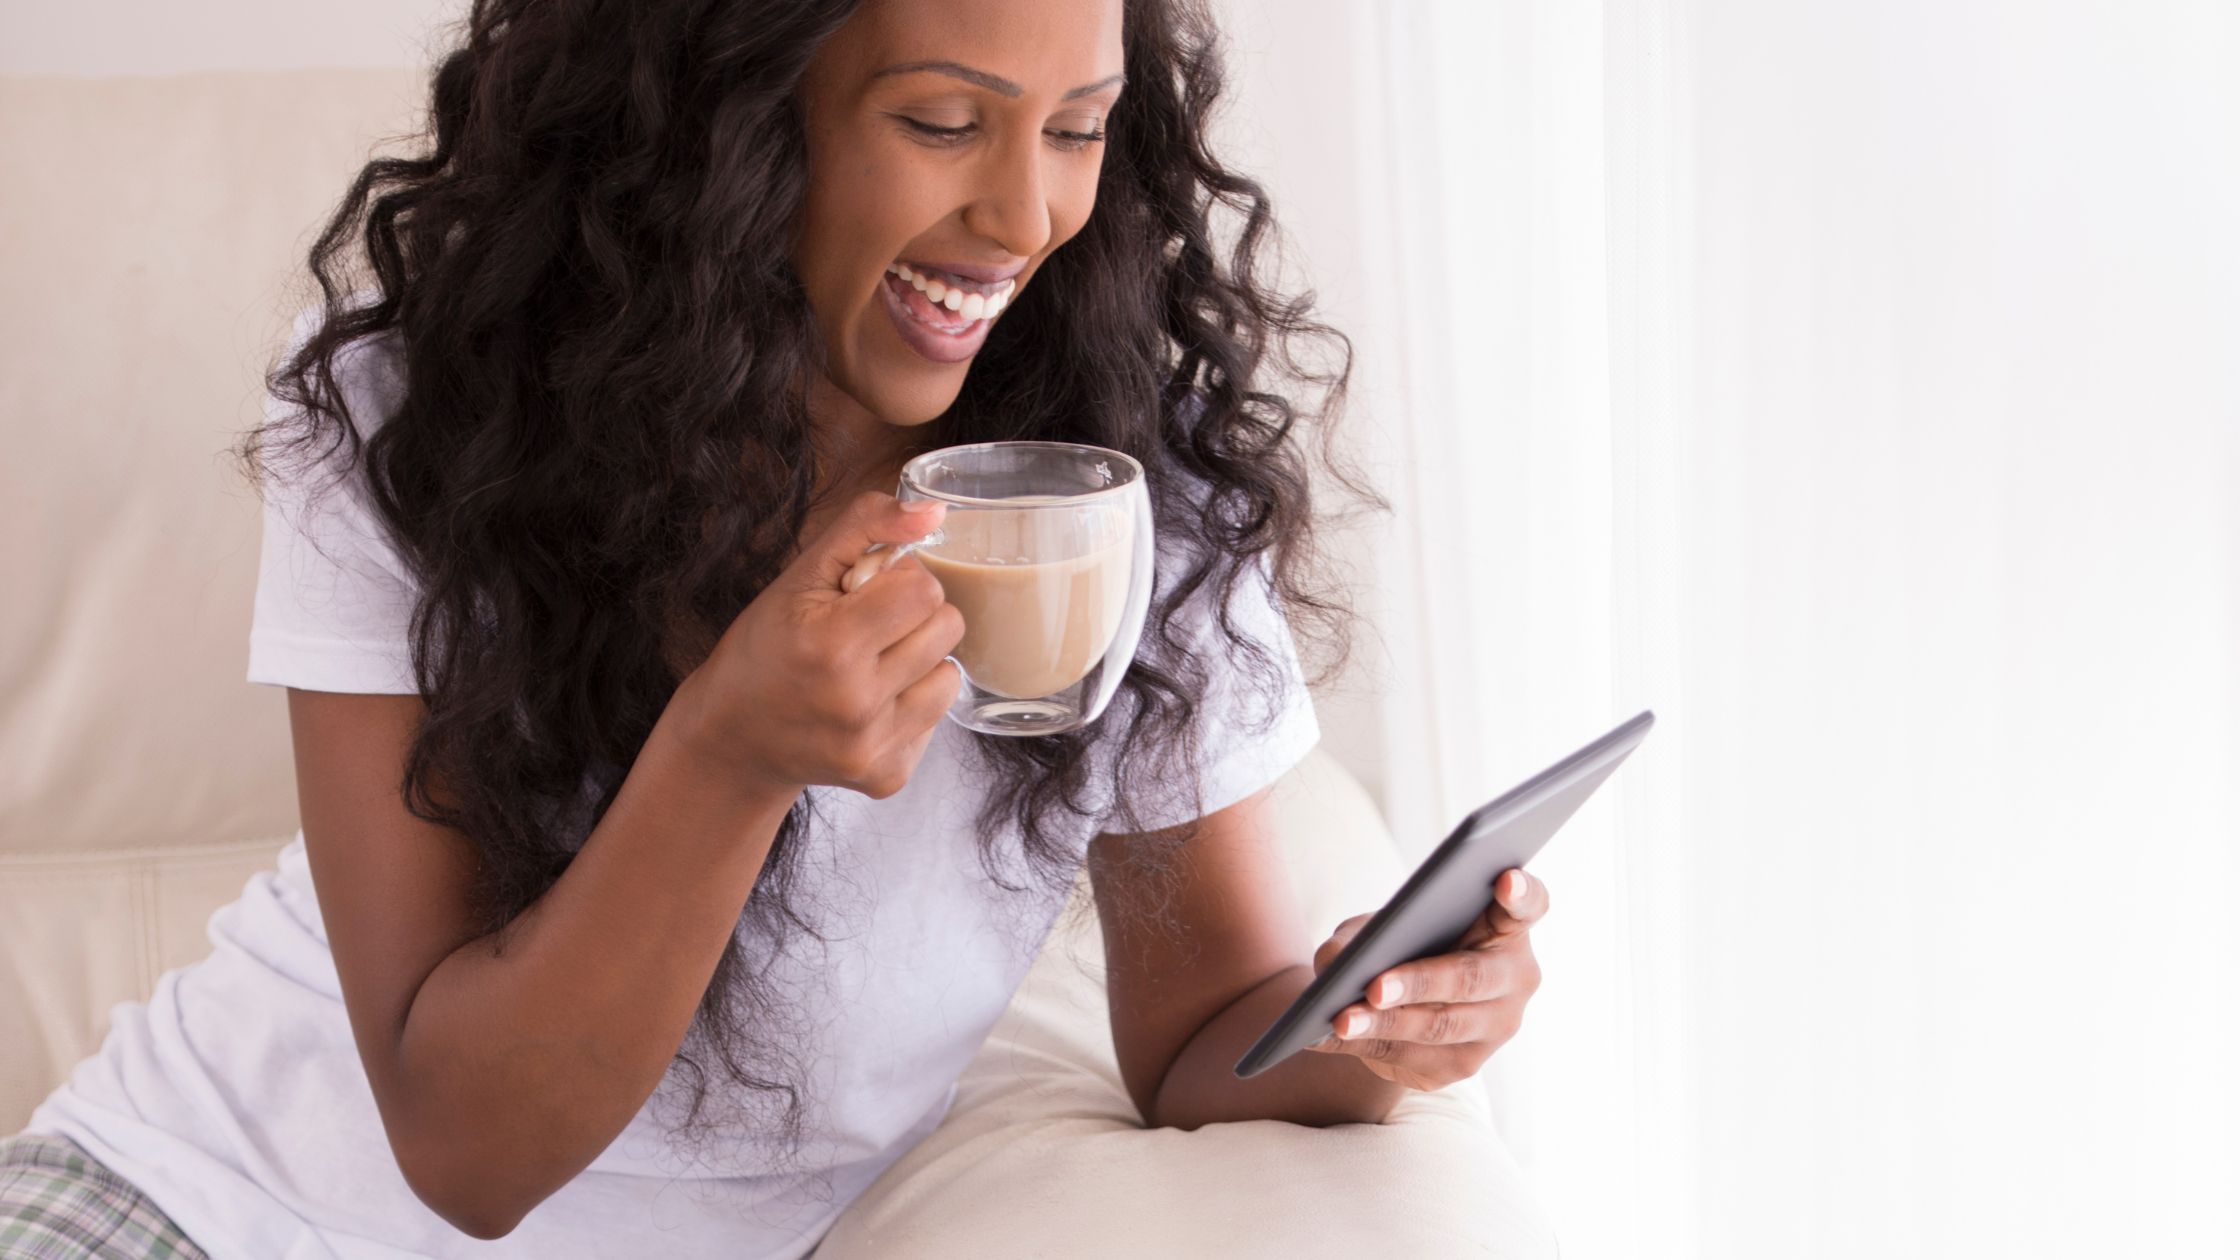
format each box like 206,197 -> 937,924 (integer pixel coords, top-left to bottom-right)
0,68 -> 1557,1257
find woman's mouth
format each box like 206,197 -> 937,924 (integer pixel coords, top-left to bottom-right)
878,262 -> 1018,365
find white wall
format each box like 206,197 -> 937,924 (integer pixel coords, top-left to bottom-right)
1206,0 -> 1401,818
0,1 -> 460,75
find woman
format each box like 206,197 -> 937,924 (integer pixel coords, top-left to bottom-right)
0,0 -> 1550,1255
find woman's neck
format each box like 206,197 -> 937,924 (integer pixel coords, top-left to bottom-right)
804,373 -> 934,504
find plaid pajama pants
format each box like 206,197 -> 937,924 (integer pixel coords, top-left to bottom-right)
0,1132 -> 209,1259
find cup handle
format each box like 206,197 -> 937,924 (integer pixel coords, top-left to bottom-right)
843,535 -> 936,595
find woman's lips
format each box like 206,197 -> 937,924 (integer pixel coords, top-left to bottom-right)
900,258 -> 1026,287
878,270 -> 995,365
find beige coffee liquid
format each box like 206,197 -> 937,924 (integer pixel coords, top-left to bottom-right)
916,497 -> 1133,700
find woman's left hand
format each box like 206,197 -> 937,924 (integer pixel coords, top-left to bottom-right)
1300,868 -> 1548,1092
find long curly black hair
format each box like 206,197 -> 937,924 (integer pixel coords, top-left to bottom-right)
234,0 -> 1387,1178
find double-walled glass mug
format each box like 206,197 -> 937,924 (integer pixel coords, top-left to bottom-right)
843,441 -> 1154,737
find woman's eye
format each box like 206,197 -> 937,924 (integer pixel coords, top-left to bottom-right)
900,117 -> 976,145
894,115 -> 1106,152
1045,126 -> 1107,152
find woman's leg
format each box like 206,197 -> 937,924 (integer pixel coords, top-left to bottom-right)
0,1132 -> 211,1259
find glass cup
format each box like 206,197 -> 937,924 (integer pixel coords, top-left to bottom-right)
845,441 -> 1154,737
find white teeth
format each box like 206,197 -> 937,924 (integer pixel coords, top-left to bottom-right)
887,265 -> 1018,328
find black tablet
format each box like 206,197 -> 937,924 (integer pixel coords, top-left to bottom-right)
1234,709 -> 1657,1079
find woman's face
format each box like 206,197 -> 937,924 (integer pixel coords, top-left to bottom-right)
793,0 -> 1125,432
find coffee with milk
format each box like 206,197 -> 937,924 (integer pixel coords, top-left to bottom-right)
915,495 -> 1134,699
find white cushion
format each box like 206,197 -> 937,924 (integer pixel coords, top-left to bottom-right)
0,839 -> 291,1130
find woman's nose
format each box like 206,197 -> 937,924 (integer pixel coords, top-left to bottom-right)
961,136 -> 1054,260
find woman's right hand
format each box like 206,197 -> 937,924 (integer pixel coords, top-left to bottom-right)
677,491 -> 966,801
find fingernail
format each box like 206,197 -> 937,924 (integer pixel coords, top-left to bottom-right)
1379,977 -> 1404,1007
1341,1012 -> 1369,1037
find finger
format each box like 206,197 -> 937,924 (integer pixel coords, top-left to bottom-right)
845,556 -> 952,654
888,653 -> 964,733
1312,1036 -> 1488,1095
804,492 -> 947,596
882,672 -> 952,767
1327,997 -> 1489,1048
1311,912 -> 1373,975
873,576 -> 966,690
1364,942 -> 1539,1010
1499,868 -> 1550,923
1457,869 -> 1550,950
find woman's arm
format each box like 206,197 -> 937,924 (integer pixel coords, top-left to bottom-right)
293,491 -> 961,1240
292,679 -> 796,1241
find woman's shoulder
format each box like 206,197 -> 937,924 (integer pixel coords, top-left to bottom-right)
282,294 -> 407,416
258,295 -> 410,495
247,300 -> 425,695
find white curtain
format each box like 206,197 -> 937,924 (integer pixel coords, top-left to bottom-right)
1224,0 -> 2240,1254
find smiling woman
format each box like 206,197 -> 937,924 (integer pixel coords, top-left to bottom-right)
3,0 -> 1389,1255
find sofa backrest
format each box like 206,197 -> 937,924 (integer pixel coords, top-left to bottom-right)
0,67 -> 426,1129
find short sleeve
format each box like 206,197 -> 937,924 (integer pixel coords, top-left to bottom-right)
244,309 -> 423,695
1093,546 -> 1323,835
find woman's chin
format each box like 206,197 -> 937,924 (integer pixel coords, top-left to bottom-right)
837,366 -> 963,432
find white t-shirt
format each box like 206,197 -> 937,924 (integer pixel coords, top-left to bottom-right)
26,315 -> 1323,1259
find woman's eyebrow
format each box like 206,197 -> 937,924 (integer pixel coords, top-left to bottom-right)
871,60 -> 1126,100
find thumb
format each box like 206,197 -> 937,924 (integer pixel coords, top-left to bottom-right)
797,492 -> 947,595
1312,912 -> 1372,976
